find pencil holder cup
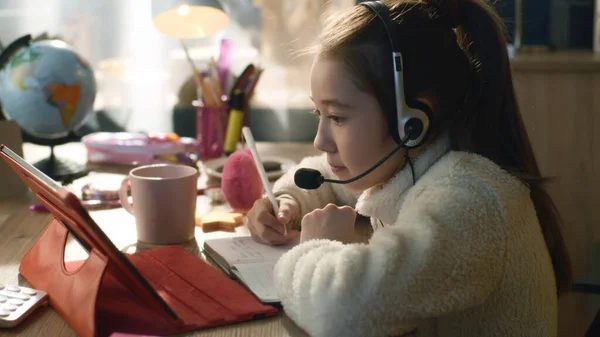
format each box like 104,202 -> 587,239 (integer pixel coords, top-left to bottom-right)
195,103 -> 229,159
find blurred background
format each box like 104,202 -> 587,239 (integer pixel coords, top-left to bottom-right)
0,0 -> 596,140
0,0 -> 357,141
0,1 -> 598,336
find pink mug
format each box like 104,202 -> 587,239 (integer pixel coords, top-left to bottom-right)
119,164 -> 199,245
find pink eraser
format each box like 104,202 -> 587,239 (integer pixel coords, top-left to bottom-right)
221,149 -> 263,213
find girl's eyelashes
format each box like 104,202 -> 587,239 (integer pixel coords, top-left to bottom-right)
310,109 -> 344,124
327,115 -> 344,124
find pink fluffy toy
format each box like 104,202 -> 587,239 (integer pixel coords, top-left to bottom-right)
220,149 -> 264,213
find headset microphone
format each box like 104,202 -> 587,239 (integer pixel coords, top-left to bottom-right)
294,129 -> 414,190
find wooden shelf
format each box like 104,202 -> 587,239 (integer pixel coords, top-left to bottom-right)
510,50 -> 600,72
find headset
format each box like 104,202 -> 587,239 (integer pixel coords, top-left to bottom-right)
294,0 -> 431,189
362,0 -> 430,147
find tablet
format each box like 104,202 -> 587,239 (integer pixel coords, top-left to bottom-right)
0,144 -> 178,321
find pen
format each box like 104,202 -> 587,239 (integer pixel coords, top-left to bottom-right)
241,127 -> 286,237
217,39 -> 232,94
228,64 -> 255,101
223,90 -> 245,154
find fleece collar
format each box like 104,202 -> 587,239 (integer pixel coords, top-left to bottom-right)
355,133 -> 452,225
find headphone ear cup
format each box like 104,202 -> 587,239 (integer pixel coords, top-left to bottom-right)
398,100 -> 431,148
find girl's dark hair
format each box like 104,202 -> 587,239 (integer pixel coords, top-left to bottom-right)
316,0 -> 572,295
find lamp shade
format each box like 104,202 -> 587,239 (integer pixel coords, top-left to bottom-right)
152,0 -> 229,39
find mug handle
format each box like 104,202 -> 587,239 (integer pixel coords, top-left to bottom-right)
119,177 -> 134,215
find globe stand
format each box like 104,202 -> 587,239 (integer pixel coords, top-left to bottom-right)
22,130 -> 89,184
32,145 -> 88,183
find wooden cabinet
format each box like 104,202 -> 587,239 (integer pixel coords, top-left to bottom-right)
511,50 -> 600,337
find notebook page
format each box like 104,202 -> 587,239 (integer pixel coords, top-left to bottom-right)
204,236 -> 298,266
232,261 -> 279,303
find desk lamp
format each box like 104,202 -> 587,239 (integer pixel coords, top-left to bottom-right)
152,0 -> 229,39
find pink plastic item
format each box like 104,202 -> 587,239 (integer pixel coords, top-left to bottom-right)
82,132 -> 197,166
221,149 -> 263,213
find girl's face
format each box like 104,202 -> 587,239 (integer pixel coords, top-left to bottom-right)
309,56 -> 405,192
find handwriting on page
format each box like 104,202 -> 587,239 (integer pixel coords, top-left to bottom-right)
206,236 -> 298,265
228,237 -> 293,261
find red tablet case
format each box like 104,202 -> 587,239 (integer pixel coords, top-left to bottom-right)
0,145 -> 278,337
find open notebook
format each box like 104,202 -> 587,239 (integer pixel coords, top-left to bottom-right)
203,236 -> 298,304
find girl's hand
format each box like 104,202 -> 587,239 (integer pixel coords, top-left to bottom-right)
247,197 -> 300,245
300,203 -> 358,244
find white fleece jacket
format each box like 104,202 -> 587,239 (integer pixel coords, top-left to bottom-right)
272,135 -> 557,337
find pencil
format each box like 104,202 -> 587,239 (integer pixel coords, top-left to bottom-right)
179,39 -> 203,91
209,56 -> 223,99
201,76 -> 225,141
201,75 -> 219,106
241,127 -> 286,236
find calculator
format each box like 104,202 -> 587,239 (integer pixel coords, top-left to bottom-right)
0,283 -> 48,328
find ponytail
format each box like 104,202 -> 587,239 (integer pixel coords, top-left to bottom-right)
453,0 -> 573,295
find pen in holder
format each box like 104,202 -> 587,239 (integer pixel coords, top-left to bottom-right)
223,90 -> 246,155
194,100 -> 228,159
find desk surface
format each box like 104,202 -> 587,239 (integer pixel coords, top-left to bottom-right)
0,141 -> 369,337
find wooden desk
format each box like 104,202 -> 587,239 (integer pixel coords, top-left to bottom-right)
0,142 -> 365,337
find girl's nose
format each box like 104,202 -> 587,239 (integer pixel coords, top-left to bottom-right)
313,121 -> 336,153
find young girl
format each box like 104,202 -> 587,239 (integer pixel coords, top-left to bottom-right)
246,0 -> 572,336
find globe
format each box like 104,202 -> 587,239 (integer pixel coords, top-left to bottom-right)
0,39 -> 96,140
